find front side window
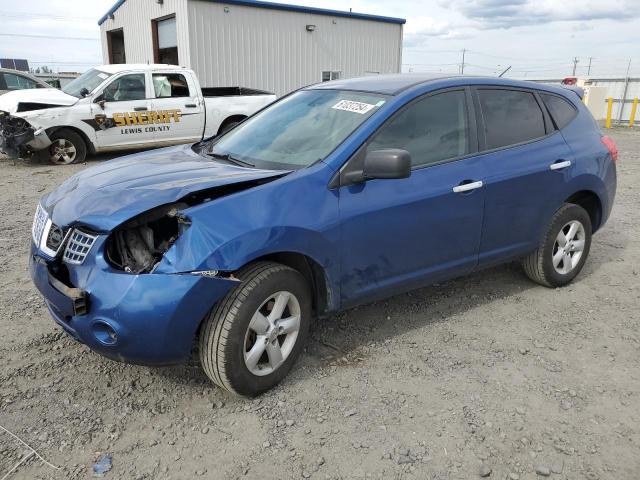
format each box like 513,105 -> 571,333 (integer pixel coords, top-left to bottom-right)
205,89 -> 387,169
102,74 -> 146,102
3,73 -> 39,90
62,68 -> 112,98
478,89 -> 545,150
153,73 -> 190,98
540,93 -> 577,130
367,90 -> 469,167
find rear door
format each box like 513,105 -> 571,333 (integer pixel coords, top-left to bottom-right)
338,88 -> 486,306
473,87 -> 575,266
150,71 -> 204,145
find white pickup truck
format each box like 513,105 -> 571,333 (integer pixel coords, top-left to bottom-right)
0,64 -> 275,165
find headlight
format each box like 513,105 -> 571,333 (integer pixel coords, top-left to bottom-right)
32,203 -> 48,245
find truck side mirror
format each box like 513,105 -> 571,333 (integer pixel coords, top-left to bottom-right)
94,94 -> 106,110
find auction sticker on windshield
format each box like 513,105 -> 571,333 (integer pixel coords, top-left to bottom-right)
332,100 -> 378,114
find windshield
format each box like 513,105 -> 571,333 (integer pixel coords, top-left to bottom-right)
205,89 -> 388,169
62,68 -> 112,98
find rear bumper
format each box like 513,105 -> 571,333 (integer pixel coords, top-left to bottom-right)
29,249 -> 238,365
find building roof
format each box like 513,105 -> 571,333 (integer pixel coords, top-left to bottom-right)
98,0 -> 406,26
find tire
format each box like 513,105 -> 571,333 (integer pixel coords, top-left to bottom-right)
522,203 -> 592,288
48,128 -> 87,165
199,262 -> 312,396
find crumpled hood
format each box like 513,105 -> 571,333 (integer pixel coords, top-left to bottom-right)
0,88 -> 78,114
43,144 -> 288,231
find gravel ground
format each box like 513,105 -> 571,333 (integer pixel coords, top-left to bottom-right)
1,130 -> 639,480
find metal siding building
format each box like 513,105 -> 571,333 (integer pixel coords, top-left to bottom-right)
99,0 -> 404,96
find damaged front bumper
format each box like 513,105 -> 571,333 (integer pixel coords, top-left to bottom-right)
29,238 -> 239,365
0,111 -> 51,158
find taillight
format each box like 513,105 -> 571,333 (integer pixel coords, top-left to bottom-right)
601,135 -> 618,162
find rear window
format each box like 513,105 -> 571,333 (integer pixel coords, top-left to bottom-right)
540,93 -> 577,129
478,89 -> 546,150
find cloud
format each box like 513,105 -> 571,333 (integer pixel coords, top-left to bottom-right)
402,15 -> 473,48
446,0 -> 639,29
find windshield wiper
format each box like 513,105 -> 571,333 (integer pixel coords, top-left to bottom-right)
208,152 -> 255,168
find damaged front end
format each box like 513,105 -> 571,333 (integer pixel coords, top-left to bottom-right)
105,203 -> 191,274
0,110 -> 50,158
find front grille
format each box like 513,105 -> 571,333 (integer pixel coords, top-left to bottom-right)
45,224 -> 65,251
32,203 -> 48,245
63,229 -> 98,265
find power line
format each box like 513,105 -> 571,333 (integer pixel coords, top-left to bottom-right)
0,11 -> 96,21
29,61 -> 100,65
0,33 -> 99,41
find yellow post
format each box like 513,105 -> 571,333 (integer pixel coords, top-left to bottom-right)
605,97 -> 613,129
629,97 -> 639,127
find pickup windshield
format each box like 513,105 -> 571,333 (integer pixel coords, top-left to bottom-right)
204,89 -> 388,169
62,68 -> 112,98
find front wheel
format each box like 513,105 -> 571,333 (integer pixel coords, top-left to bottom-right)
522,203 -> 592,287
48,128 -> 87,165
199,262 -> 312,396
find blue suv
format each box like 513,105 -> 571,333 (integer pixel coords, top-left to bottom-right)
29,74 -> 617,396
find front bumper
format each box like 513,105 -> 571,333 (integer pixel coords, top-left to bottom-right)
0,112 -> 51,158
29,243 -> 238,366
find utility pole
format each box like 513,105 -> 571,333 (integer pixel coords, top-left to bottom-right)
572,57 -> 579,76
587,57 -> 593,76
460,49 -> 466,75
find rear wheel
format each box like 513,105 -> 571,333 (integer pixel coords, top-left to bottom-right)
522,203 -> 592,287
217,117 -> 244,135
48,129 -> 86,165
199,262 -> 311,396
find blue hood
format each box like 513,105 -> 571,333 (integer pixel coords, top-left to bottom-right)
43,145 -> 287,231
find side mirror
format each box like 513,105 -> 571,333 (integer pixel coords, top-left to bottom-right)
362,149 -> 411,180
94,94 -> 106,110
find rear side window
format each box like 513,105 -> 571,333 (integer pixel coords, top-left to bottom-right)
478,89 -> 545,150
3,73 -> 39,90
540,93 -> 577,129
153,73 -> 190,98
367,90 -> 469,167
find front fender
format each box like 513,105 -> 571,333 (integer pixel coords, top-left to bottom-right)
153,164 -> 341,305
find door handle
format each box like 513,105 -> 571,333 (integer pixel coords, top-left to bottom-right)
185,103 -> 197,108
134,106 -> 148,111
549,160 -> 572,170
453,180 -> 483,193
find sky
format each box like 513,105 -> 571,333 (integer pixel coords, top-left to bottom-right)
1,0 -> 639,78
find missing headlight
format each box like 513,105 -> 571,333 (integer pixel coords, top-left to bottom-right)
105,203 -> 191,274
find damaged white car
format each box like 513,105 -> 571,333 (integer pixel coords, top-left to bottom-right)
0,64 -> 275,165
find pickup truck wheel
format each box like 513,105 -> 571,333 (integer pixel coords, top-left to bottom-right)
48,129 -> 86,165
217,118 -> 242,135
522,203 -> 592,288
199,262 -> 311,397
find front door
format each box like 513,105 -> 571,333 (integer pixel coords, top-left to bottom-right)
338,88 -> 486,306
92,72 -> 156,150
150,71 -> 204,145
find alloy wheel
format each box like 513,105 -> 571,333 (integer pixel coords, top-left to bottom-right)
552,220 -> 586,275
243,291 -> 301,376
49,139 -> 77,165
